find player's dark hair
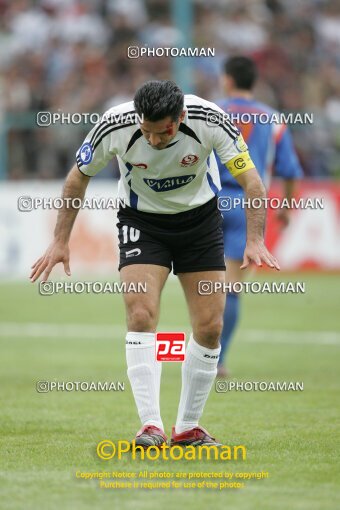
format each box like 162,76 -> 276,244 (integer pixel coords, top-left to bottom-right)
224,56 -> 258,90
134,80 -> 184,122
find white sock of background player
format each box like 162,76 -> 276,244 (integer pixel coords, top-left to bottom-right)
126,332 -> 163,431
175,334 -> 220,434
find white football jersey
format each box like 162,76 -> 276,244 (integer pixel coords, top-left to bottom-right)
76,94 -> 253,214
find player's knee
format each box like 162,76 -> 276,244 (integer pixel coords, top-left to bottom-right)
194,316 -> 223,348
127,305 -> 156,332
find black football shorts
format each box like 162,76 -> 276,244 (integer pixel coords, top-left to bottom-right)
116,197 -> 226,274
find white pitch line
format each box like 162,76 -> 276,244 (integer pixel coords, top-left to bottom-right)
0,322 -> 125,339
0,323 -> 339,345
242,329 -> 340,346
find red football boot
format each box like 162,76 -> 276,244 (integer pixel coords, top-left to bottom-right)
170,426 -> 222,446
133,425 -> 167,449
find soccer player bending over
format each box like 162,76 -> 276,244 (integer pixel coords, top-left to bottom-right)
31,80 -> 279,447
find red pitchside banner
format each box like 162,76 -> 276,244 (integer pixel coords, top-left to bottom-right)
265,180 -> 340,271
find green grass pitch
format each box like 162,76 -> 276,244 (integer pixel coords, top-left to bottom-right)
0,273 -> 339,509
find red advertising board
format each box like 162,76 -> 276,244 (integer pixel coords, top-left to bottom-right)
265,180 -> 340,271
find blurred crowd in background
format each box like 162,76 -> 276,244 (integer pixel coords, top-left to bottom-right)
0,0 -> 339,180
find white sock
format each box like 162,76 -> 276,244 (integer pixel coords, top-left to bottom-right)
126,332 -> 163,431
175,334 -> 220,434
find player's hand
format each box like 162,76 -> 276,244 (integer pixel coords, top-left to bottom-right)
30,241 -> 71,282
276,208 -> 290,228
240,239 -> 280,270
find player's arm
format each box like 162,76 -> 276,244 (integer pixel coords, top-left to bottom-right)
209,105 -> 280,270
30,165 -> 90,282
207,99 -> 279,269
30,109 -> 118,282
233,166 -> 280,270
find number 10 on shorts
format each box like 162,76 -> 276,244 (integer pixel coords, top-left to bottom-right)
156,332 -> 186,362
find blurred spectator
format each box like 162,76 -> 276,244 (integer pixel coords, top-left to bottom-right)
0,0 -> 339,179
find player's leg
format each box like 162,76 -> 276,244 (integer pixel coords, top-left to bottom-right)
217,258 -> 244,377
172,270 -> 225,445
121,264 -> 170,445
117,204 -> 173,446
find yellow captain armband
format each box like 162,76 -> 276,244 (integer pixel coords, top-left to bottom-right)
225,152 -> 255,178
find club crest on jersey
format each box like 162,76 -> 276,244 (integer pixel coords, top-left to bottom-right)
79,143 -> 93,165
144,175 -> 196,192
180,154 -> 199,167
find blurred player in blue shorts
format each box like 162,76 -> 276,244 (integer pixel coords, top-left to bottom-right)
216,56 -> 303,377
